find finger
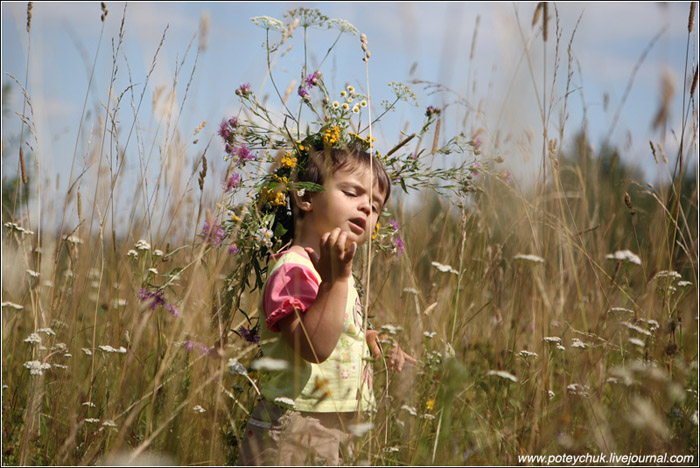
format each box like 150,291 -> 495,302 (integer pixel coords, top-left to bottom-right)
345,241 -> 357,261
328,228 -> 341,251
320,231 -> 331,256
405,353 -> 417,364
396,354 -> 405,372
336,231 -> 348,257
368,341 -> 382,360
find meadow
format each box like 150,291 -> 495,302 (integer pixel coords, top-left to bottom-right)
2,3 -> 698,466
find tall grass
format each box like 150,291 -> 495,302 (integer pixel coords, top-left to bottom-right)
2,3 -> 697,465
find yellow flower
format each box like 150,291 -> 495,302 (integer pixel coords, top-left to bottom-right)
361,100 -> 367,107
372,221 -> 380,240
426,399 -> 435,411
352,106 -> 360,114
332,101 -> 339,109
347,85 -> 355,92
342,103 -> 349,110
340,90 -> 347,97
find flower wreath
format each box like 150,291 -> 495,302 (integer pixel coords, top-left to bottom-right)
210,8 -> 483,335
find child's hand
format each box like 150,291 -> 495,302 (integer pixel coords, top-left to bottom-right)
305,228 -> 357,283
366,330 -> 417,373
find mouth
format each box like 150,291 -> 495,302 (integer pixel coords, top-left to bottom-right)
349,218 -> 366,234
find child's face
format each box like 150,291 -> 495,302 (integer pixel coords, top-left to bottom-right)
307,165 -> 387,247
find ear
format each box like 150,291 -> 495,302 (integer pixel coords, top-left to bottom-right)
292,189 -> 313,213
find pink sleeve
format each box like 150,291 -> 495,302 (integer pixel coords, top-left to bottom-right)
263,263 -> 319,332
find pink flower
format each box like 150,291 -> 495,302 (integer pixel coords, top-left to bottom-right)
306,71 -> 320,87
236,83 -> 252,96
228,244 -> 240,255
502,170 -> 512,184
472,136 -> 482,150
225,173 -> 241,192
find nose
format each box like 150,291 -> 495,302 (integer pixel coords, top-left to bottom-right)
358,196 -> 371,216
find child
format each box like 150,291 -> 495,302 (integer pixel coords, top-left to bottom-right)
237,147 -> 416,465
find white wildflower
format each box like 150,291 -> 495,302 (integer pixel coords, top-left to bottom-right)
423,331 -> 437,339
37,328 -> 56,336
111,299 -> 127,308
153,249 -> 164,257
621,321 -> 652,336
431,261 -> 459,275
548,390 -> 556,400
1,302 -> 24,310
513,254 -> 544,264
518,350 -> 538,359
82,348 -> 93,356
566,383 -> 590,396
646,319 -> 659,331
571,338 -> 588,349
380,324 -> 403,335
147,268 -> 158,275
82,402 -> 96,407
26,269 -> 40,278
543,336 -> 562,344
608,307 -> 634,315
99,345 -> 127,354
23,360 -> 51,375
4,222 -> 34,236
64,235 -> 83,245
135,239 -> 151,251
64,353 -> 72,358
653,270 -> 682,281
403,288 -> 419,295
102,420 -> 117,428
273,397 -> 296,410
487,370 -> 518,382
251,15 -> 285,32
296,188 -> 306,197
126,250 -> 138,258
606,249 -> 642,265
52,343 -> 67,352
251,357 -> 288,371
691,411 -> 698,426
348,422 -> 373,437
678,280 -> 692,287
53,364 -> 69,369
328,18 -> 358,35
254,228 -> 274,249
421,413 -> 436,420
192,405 -> 206,413
84,418 -> 100,423
628,337 -> 645,348
557,345 -> 566,350
400,405 -> 417,416
382,447 -> 400,453
24,333 -> 41,344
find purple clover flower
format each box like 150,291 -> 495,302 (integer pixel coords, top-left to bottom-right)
236,83 -> 252,96
298,87 -> 309,98
425,106 -> 441,117
184,340 -> 210,355
139,288 -> 179,317
502,170 -> 512,184
201,221 -> 226,247
392,235 -> 405,257
228,244 -> 240,255
238,325 -> 260,344
235,145 -> 256,166
306,71 -> 320,88
388,219 -> 400,231
472,136 -> 482,150
218,117 -> 239,142
225,173 -> 241,193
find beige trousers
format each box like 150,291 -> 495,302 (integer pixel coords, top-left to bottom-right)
237,399 -> 355,466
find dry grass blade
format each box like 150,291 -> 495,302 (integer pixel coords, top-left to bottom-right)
689,2 -> 696,33
19,146 -> 27,184
532,2 -> 543,27
691,66 -> 698,99
431,118 -> 441,156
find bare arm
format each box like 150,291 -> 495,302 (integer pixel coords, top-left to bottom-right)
277,228 -> 356,363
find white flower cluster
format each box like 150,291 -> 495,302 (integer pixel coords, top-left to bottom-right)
1,302 -> 24,311
24,333 -> 41,344
98,345 -> 127,354
135,239 -> 151,251
487,370 -> 518,382
24,360 -> 51,375
253,228 -> 273,249
606,249 -> 642,265
4,222 -> 34,236
513,254 -> 545,264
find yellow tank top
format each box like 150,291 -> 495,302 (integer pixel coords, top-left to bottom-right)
259,251 -> 375,413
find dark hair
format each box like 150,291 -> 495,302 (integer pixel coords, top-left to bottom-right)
278,147 -> 391,247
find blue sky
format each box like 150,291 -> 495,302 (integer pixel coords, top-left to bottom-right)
1,2 -> 697,229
